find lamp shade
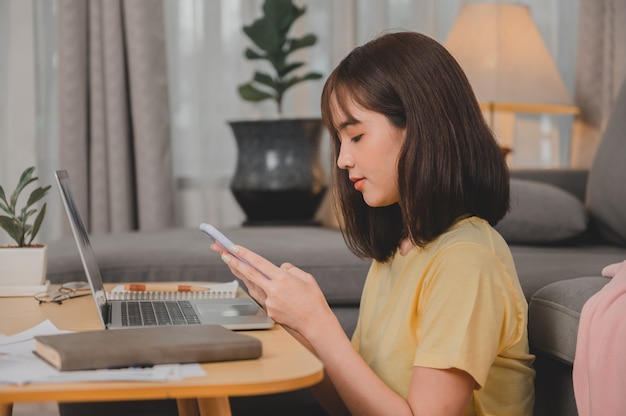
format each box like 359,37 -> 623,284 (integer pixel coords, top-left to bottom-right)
444,2 -> 578,114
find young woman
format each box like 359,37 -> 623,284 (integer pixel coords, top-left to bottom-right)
213,31 -> 535,416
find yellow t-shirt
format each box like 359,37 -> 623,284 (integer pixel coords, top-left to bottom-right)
351,217 -> 535,415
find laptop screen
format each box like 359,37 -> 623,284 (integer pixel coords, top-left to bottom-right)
55,170 -> 108,327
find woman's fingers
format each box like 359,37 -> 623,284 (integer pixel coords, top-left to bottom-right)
209,243 -> 269,306
228,245 -> 286,285
210,243 -> 328,332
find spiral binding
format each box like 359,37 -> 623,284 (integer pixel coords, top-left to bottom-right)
106,280 -> 239,301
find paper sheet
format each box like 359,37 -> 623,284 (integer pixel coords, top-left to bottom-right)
0,320 -> 205,385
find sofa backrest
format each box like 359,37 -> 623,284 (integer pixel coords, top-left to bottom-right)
586,77 -> 626,246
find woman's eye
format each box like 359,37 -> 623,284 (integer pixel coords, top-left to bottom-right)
351,134 -> 362,143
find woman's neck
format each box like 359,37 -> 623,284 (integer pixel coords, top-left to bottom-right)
399,238 -> 414,256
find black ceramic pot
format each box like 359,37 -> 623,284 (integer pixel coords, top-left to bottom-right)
228,118 -> 327,226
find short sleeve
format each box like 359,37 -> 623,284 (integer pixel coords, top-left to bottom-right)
413,243 -> 523,388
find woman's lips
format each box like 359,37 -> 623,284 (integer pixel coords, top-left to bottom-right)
351,178 -> 366,191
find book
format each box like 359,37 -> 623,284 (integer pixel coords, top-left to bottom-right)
34,325 -> 262,371
106,280 -> 239,301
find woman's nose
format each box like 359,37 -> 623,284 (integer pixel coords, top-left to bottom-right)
337,147 -> 354,170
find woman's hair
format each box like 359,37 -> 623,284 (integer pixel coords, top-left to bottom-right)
321,31 -> 510,262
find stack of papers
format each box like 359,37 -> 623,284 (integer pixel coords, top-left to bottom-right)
0,320 -> 206,385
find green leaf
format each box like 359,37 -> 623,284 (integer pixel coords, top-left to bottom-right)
10,168 -> 36,211
17,166 -> 35,187
0,215 -> 22,246
11,167 -> 35,199
267,53 -> 288,76
25,185 -> 51,209
263,0 -> 304,39
303,72 -> 323,80
238,83 -> 275,102
244,48 -> 266,60
282,72 -> 324,91
253,72 -> 278,89
278,62 -> 304,78
19,208 -> 37,224
287,34 -> 318,53
0,187 -> 10,215
243,20 -> 282,54
27,203 -> 46,245
0,185 -> 7,206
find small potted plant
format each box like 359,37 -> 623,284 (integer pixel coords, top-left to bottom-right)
0,166 -> 51,287
229,0 -> 327,225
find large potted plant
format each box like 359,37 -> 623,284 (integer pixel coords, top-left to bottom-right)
0,166 -> 51,286
230,0 -> 327,225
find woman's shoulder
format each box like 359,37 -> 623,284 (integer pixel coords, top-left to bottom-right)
421,216 -> 512,265
435,216 -> 502,247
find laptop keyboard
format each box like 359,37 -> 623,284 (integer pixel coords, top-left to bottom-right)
120,300 -> 201,326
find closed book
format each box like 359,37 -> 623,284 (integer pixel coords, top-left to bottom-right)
34,325 -> 262,371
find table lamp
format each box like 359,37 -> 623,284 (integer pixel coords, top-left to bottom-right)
444,2 -> 578,164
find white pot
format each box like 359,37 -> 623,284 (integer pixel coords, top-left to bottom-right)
0,245 -> 47,286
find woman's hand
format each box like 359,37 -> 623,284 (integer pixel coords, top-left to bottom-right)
209,243 -> 333,337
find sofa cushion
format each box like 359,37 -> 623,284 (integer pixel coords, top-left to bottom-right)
495,178 -> 588,244
528,276 -> 609,364
586,78 -> 626,246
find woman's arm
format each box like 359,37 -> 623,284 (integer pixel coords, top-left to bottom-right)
301,315 -> 475,416
214,244 -> 475,416
282,327 -> 351,415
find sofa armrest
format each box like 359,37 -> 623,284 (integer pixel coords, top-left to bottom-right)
511,169 -> 589,202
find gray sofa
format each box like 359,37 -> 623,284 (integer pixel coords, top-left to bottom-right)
48,81 -> 626,415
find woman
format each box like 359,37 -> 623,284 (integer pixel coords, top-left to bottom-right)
214,31 -> 535,415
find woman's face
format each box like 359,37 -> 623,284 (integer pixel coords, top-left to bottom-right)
334,97 -> 406,207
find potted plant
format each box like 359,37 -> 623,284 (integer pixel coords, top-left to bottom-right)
0,166 -> 51,287
229,0 -> 327,226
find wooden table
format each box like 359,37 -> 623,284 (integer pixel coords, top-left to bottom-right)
0,285 -> 324,416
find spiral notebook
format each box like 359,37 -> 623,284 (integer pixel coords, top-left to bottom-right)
107,280 -> 239,300
55,170 -> 274,330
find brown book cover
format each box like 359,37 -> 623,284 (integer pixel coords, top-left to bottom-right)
34,325 -> 262,371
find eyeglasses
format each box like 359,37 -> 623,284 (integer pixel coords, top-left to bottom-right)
35,281 -> 91,304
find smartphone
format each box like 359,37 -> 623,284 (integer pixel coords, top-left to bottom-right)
199,223 -> 270,279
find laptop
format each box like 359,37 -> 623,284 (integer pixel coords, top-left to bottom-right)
54,170 -> 274,331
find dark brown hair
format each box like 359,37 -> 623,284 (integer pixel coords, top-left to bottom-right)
321,31 -> 509,262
